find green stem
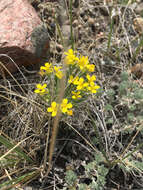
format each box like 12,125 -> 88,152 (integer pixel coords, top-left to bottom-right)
131,34 -> 143,62
107,12 -> 114,52
69,0 -> 74,50
91,117 -> 111,167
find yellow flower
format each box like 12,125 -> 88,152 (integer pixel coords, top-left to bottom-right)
39,70 -> 45,76
86,64 -> 95,72
54,66 -> 63,79
67,109 -> 73,116
77,56 -> 89,71
40,63 -> 53,75
34,84 -> 47,95
47,102 -> 59,117
73,76 -> 79,85
56,71 -> 63,79
68,75 -> 74,84
87,82 -> 100,94
64,49 -> 75,56
68,75 -> 79,85
86,74 -> 96,83
76,78 -> 88,90
60,99 -> 73,114
72,91 -> 82,99
64,49 -> 78,65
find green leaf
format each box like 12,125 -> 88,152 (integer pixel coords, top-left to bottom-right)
0,170 -> 39,189
65,170 -> 77,186
79,184 -> 88,190
127,113 -> 134,122
0,135 -> 33,163
105,104 -> 113,111
106,89 -> 115,97
120,72 -> 129,81
134,89 -> 143,100
119,81 -> 128,95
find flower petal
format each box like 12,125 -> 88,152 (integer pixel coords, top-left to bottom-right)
52,102 -> 57,108
67,110 -> 73,116
67,103 -> 72,109
52,111 -> 57,117
47,107 -> 52,112
63,99 -> 68,104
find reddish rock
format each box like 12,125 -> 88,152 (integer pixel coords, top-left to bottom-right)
130,64 -> 143,78
0,0 -> 49,75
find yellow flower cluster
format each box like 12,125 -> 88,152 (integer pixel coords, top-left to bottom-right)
34,49 -> 100,117
47,99 -> 73,117
54,66 -> 63,79
72,91 -> 81,99
65,49 -> 100,97
39,62 -> 63,79
64,49 -> 95,72
68,74 -> 100,94
64,49 -> 78,65
39,63 -> 53,76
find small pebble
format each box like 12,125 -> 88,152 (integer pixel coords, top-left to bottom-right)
100,7 -> 109,16
56,44 -> 63,52
72,19 -> 78,27
133,17 -> 143,34
135,2 -> 143,15
130,63 -> 143,78
48,17 -> 52,22
73,0 -> 79,8
62,25 -> 70,37
83,15 -> 88,22
78,24 -> 82,29
88,17 -> 95,26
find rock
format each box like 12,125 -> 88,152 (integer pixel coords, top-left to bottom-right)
72,19 -> 78,27
99,7 -> 109,16
133,17 -> 143,34
135,2 -> 143,16
104,0 -> 113,4
83,15 -> 88,22
56,44 -> 63,52
73,0 -> 80,8
62,25 -> 70,40
130,64 -> 143,78
0,0 -> 50,75
88,18 -> 95,26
